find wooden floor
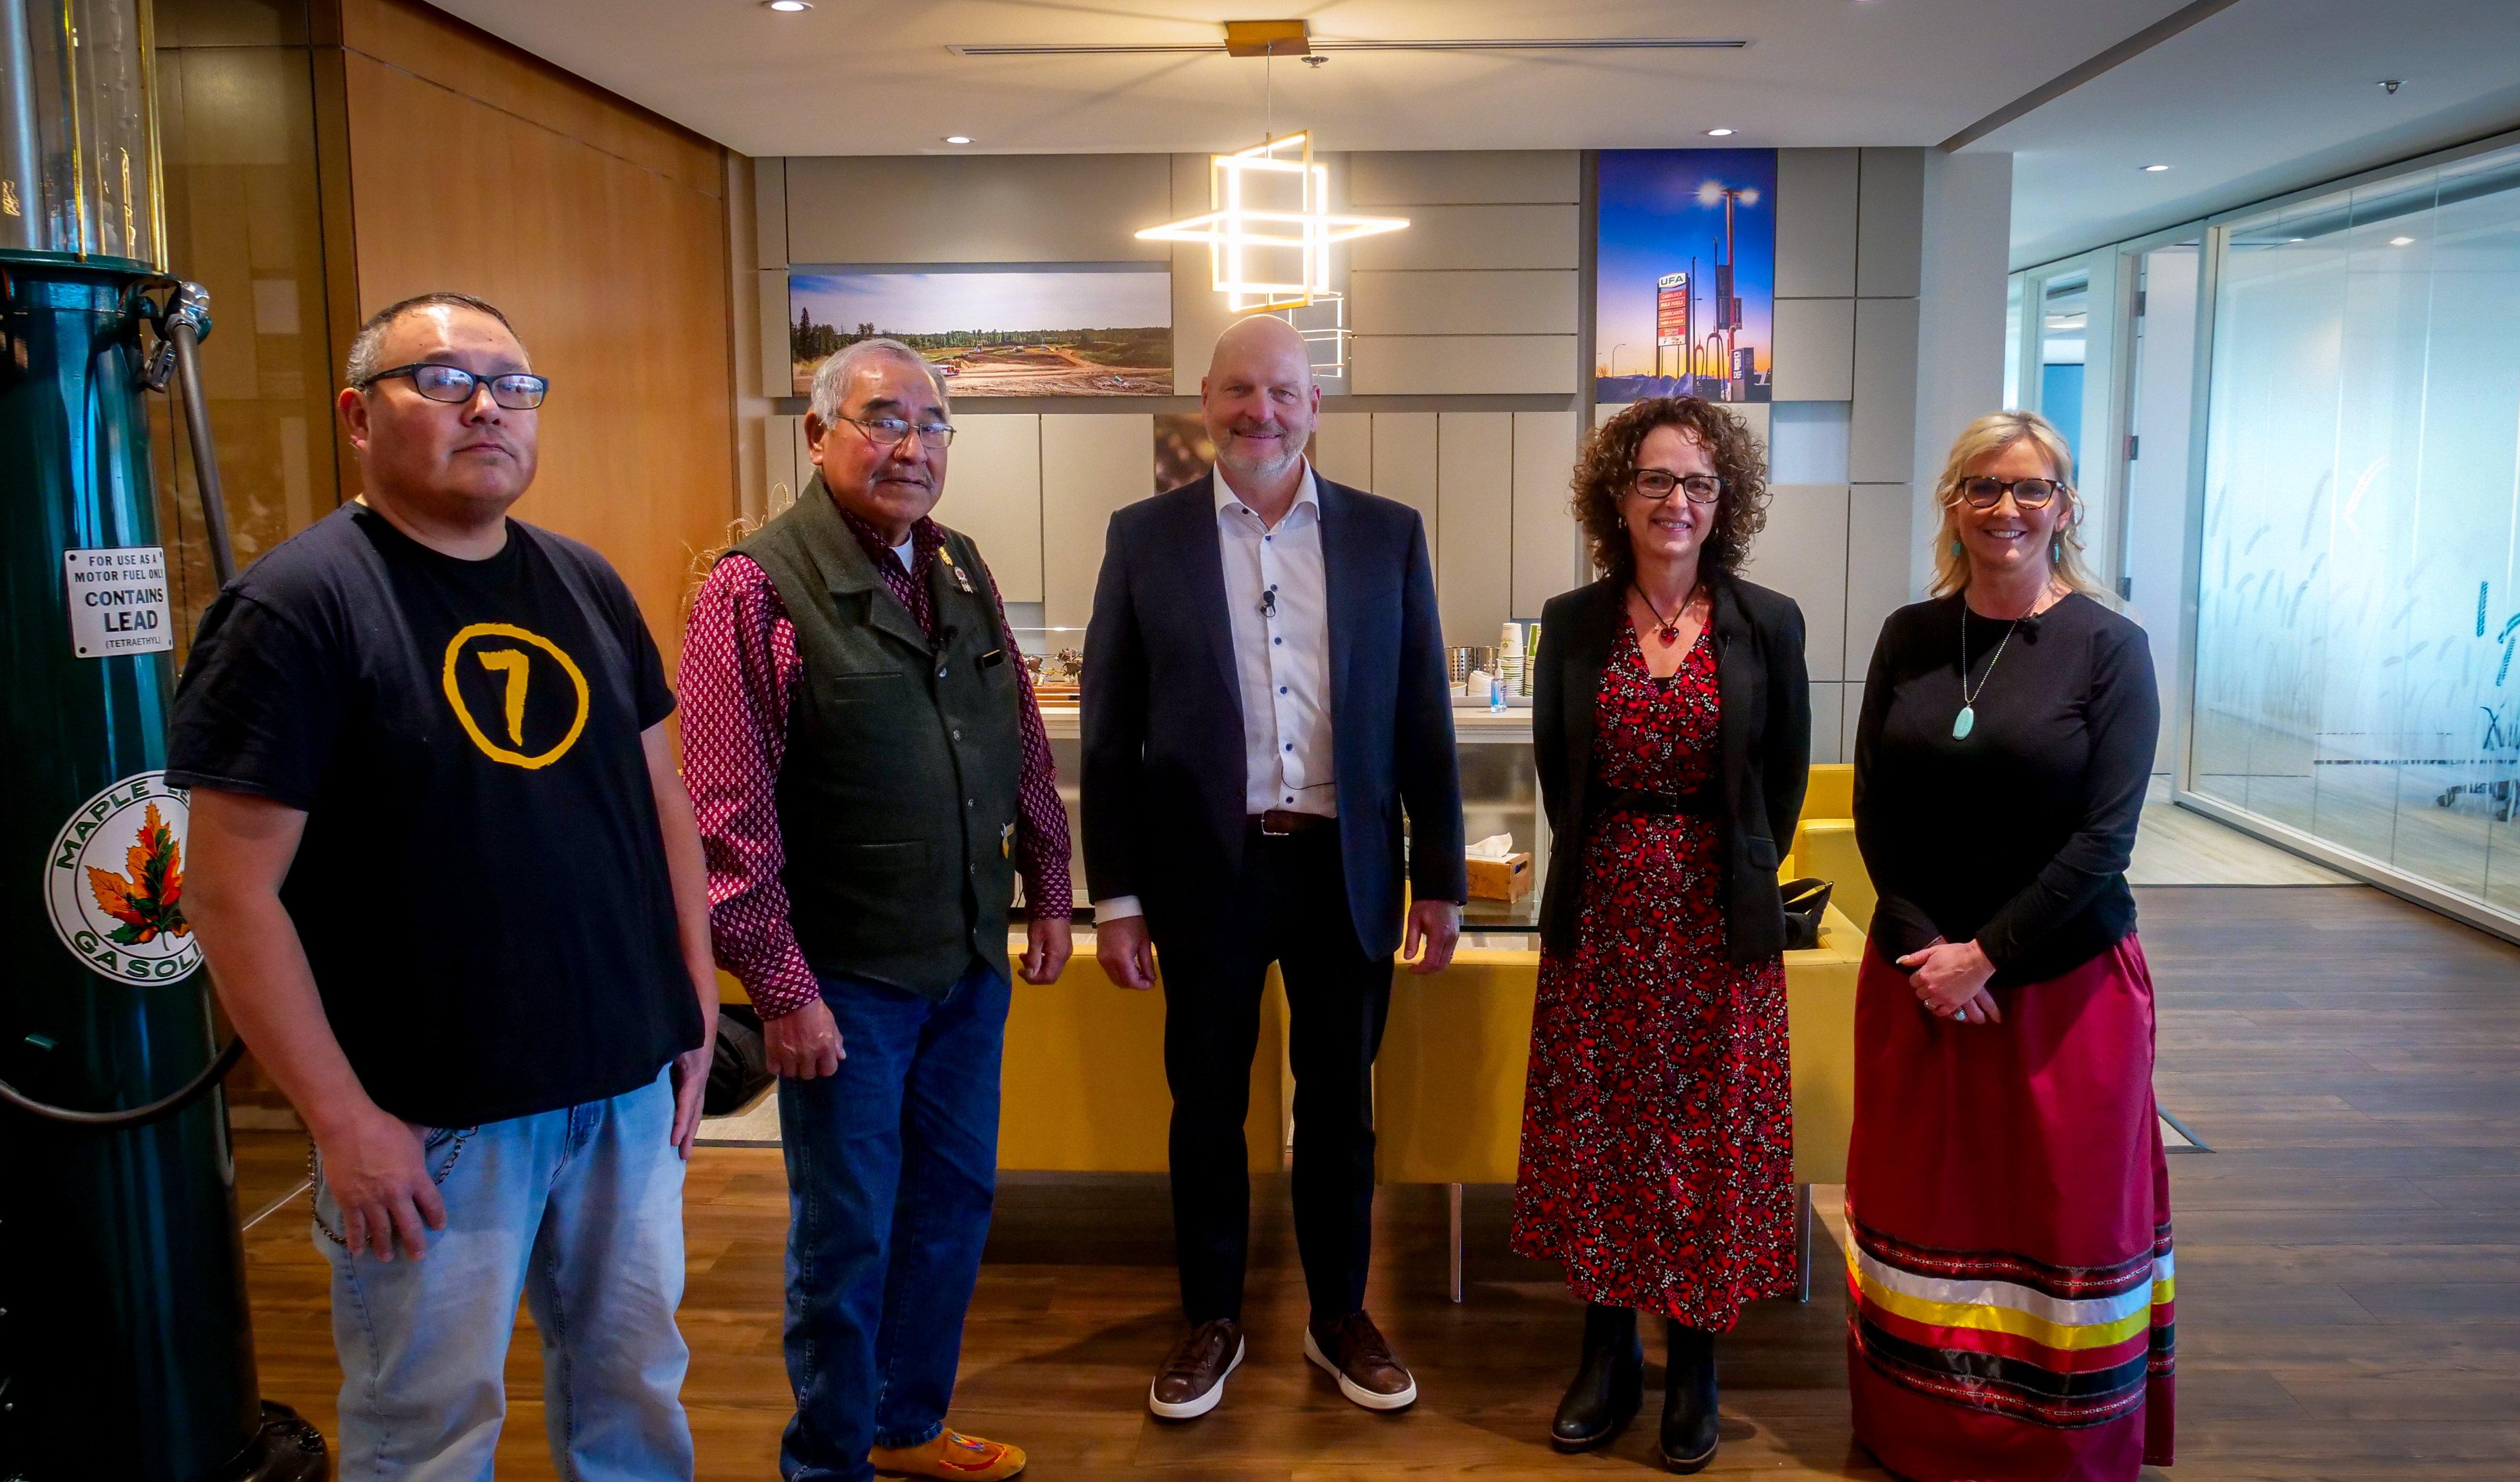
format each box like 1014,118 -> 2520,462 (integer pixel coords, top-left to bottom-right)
229,886 -> 2520,1480
2126,802 -> 2356,887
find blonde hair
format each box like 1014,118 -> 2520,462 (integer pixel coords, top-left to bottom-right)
1926,411 -> 2110,601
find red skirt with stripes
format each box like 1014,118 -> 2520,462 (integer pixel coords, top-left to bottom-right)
1844,934 -> 2174,1482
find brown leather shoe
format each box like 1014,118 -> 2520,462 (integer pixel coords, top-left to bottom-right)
1149,1318 -> 1245,1420
1303,1310 -> 1418,1411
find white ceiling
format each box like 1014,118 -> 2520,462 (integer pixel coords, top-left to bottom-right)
1986,0 -> 2520,269
423,1 -> 2520,270
422,0 -> 2189,156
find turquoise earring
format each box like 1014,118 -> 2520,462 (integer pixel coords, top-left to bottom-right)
1951,539 -> 1964,557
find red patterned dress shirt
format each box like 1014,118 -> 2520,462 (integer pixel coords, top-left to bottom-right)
679,507 -> 1071,1019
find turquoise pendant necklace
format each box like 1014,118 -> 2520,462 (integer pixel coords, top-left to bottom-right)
1953,605 -> 2019,740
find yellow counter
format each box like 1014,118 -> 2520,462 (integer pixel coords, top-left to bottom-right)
718,760 -> 1871,1188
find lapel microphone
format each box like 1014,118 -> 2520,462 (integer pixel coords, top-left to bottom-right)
1261,586 -> 1278,620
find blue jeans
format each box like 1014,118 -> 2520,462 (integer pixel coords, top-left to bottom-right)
779,964 -> 1009,1482
314,1070 -> 693,1482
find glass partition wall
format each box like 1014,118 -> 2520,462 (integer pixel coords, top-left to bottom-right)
2187,137 -> 2520,929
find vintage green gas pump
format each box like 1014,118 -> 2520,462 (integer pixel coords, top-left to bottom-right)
2,3 -> 321,1478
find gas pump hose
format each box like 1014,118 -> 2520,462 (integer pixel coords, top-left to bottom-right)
0,279 -> 247,1131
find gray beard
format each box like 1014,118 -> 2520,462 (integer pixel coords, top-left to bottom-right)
1218,440 -> 1302,481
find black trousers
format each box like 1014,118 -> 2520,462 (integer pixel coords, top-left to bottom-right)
1155,825 -> 1394,1325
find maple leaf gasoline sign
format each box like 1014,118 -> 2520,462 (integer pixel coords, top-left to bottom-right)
45,771 -> 203,982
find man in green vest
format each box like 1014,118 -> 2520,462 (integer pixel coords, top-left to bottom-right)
680,338 -> 1072,1482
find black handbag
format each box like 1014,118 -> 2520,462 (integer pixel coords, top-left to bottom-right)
704,1005 -> 773,1116
1780,877 -> 1833,951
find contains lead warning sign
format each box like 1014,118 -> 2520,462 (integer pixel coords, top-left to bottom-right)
63,546 -> 174,658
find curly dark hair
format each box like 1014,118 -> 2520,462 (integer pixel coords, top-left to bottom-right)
1571,397 -> 1769,580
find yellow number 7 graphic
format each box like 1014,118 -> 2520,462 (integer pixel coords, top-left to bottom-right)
475,649 -> 533,745
443,622 -> 590,769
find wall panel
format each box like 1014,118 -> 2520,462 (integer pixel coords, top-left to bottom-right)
754,155 -> 787,268
338,8 -> 733,664
1844,483 -> 1915,677
1040,415 -> 1154,626
1856,147 -> 1926,299
1436,413 -> 1515,645
1352,335 -> 1579,395
1369,413 -> 1440,542
1777,148 -> 1859,299
1312,412 -> 1374,489
1771,299 -> 1856,402
759,269 -> 792,398
339,0 -> 720,193
1350,204 -> 1580,272
1511,409 -> 1582,614
1348,150 -> 1581,206
767,413 -> 801,513
1851,298 -> 1922,483
784,154 -> 1171,265
1351,270 -> 1579,337
944,414 -> 1044,603
1741,484 -> 1850,682
1807,682 -> 1846,767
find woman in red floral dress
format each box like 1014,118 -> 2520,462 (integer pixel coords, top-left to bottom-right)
1515,397 -> 1810,1472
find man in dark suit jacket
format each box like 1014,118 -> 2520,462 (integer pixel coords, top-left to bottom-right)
1084,315 -> 1467,1421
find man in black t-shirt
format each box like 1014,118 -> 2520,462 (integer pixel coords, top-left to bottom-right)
172,293 -> 715,1481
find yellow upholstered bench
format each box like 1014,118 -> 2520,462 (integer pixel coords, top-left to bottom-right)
1803,761 -> 1853,820
715,955 -> 1286,1176
995,949 -> 1286,1175
1789,763 -> 1872,929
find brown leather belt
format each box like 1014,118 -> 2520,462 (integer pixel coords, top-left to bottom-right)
1251,809 -> 1335,837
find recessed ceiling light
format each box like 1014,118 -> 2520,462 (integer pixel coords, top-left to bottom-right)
2390,235 -> 2415,246
943,135 -> 973,145
1705,127 -> 1736,137
2142,163 -> 2171,172
763,1 -> 809,11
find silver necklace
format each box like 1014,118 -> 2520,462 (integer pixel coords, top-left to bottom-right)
1953,605 -> 2020,741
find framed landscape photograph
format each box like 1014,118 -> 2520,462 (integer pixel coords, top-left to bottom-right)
788,265 -> 1173,397
1593,149 -> 1777,405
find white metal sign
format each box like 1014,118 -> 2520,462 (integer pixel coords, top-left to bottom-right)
44,771 -> 201,983
63,546 -> 174,658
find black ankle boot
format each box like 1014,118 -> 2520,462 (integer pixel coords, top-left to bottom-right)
1660,1321 -> 1720,1473
1550,1303 -> 1644,1452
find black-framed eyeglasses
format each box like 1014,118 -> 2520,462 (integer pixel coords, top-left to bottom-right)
1632,469 -> 1722,504
1956,476 -> 2066,510
840,414 -> 956,450
357,362 -> 548,410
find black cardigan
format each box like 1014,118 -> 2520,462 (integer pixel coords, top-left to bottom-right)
1532,573 -> 1812,962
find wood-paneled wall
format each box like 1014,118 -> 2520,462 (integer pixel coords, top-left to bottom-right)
332,0 -> 737,660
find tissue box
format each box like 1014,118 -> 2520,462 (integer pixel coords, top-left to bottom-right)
1466,851 -> 1534,901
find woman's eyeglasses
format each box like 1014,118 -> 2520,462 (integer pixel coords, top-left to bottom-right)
1955,476 -> 2066,510
1632,470 -> 1722,504
356,362 -> 549,410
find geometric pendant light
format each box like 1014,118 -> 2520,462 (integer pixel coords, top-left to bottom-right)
1135,130 -> 1407,314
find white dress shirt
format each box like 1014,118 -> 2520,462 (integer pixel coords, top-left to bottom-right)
1214,459 -> 1336,817
1095,459 -> 1336,925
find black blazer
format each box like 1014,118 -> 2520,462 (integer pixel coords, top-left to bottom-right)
1080,473 -> 1468,959
1533,572 -> 1812,962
